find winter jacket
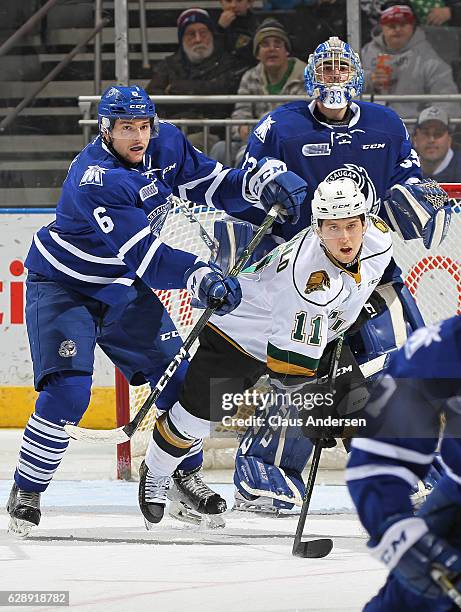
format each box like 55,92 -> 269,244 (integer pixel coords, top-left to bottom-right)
214,10 -> 260,71
231,57 -> 306,139
361,27 -> 460,119
146,46 -> 247,132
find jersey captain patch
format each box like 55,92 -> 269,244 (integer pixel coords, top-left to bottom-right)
305,271 -> 330,294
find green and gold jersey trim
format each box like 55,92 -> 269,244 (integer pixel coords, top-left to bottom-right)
207,322 -> 256,359
267,342 -> 318,376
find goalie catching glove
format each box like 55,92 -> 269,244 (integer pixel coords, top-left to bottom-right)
184,261 -> 242,316
246,157 -> 308,225
384,179 -> 451,249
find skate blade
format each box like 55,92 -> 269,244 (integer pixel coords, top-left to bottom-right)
233,499 -> 299,517
7,517 -> 34,538
169,501 -> 225,529
143,517 -> 157,531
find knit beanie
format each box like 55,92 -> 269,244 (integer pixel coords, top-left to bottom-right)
177,8 -> 213,45
253,18 -> 291,57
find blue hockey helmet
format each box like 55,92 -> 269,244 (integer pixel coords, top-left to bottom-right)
98,85 -> 159,138
304,37 -> 364,109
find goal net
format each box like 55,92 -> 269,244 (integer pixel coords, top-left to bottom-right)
116,185 -> 461,479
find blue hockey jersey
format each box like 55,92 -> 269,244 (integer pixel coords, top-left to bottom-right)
346,315 -> 461,542
234,100 -> 422,242
25,121 -> 260,305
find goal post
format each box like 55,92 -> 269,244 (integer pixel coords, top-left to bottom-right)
116,185 -> 461,479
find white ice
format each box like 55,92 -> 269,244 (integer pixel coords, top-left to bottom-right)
0,430 -> 386,611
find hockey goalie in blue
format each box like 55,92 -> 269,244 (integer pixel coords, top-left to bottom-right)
346,315 -> 461,611
225,35 -> 453,512
6,84 -> 307,537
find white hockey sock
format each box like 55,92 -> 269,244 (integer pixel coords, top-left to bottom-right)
145,401 -> 211,478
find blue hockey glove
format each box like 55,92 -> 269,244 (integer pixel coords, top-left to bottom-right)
246,157 -> 307,225
212,219 -> 254,273
370,514 -> 461,600
385,179 -> 451,249
184,261 -> 242,316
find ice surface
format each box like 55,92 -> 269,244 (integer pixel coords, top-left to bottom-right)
0,431 -> 386,611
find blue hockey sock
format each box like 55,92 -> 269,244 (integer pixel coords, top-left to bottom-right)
14,372 -> 92,493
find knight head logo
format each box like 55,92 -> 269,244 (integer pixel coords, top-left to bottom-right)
305,271 -> 330,294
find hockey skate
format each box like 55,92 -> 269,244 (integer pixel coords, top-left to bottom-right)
138,461 -> 171,530
7,483 -> 41,538
233,491 -> 300,517
168,466 -> 227,529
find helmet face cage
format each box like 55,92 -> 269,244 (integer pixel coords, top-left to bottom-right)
98,86 -> 159,140
304,37 -> 364,108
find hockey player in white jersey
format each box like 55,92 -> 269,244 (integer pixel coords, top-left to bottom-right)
6,84 -> 307,537
137,177 -> 393,524
222,35 -> 453,511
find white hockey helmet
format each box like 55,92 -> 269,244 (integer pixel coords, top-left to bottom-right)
312,178 -> 368,233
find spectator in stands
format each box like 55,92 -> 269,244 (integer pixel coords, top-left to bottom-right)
146,8 -> 246,151
214,0 -> 260,71
417,0 -> 461,25
211,19 -> 305,165
413,105 -> 461,181
361,1 -> 460,119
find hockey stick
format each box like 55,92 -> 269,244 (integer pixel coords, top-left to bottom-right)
173,197 -> 219,256
64,204 -> 281,444
431,568 -> 461,608
292,334 -> 344,559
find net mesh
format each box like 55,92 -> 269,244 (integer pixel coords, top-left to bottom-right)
123,187 -> 461,473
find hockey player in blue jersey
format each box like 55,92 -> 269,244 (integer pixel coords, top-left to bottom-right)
6,84 -> 307,537
223,35 -> 452,512
346,316 -> 461,611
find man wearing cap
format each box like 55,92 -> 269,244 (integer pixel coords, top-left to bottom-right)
413,105 -> 461,182
146,8 -> 246,150
361,0 -> 460,119
211,18 -> 305,164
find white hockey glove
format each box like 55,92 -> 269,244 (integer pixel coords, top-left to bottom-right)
384,179 -> 451,249
245,157 -> 307,224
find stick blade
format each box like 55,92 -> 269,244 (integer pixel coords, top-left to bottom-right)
64,424 -> 130,444
292,538 -> 333,559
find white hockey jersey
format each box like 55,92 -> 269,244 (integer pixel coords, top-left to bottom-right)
209,216 -> 393,377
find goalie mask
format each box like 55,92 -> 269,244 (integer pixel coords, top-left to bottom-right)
98,85 -> 159,139
304,37 -> 364,109
312,178 -> 368,234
